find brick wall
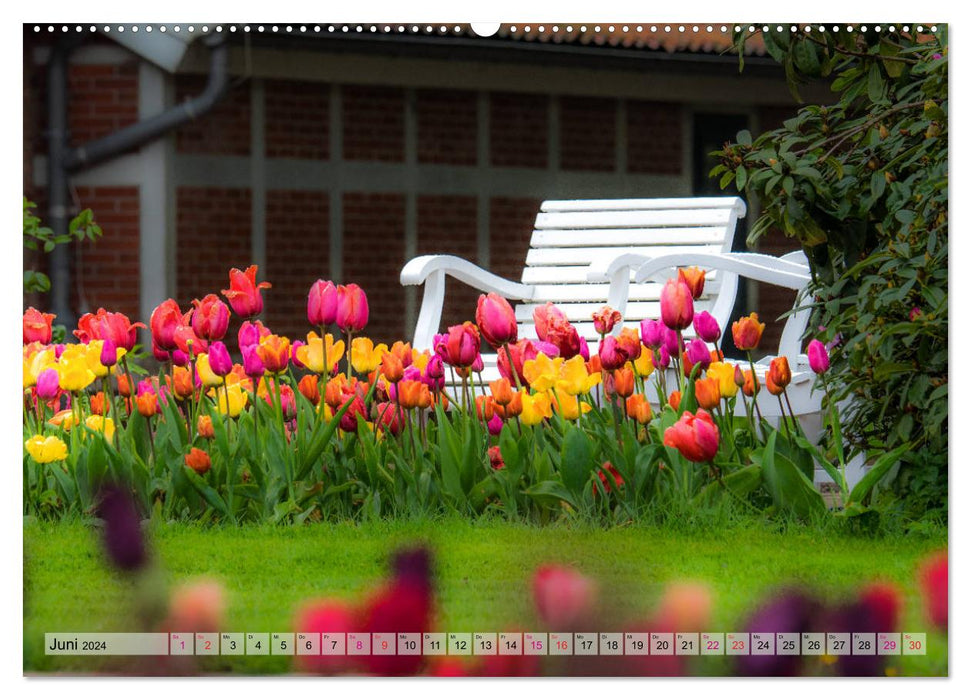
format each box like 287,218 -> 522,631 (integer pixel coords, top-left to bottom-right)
265,189 -> 330,339
175,76 -> 251,155
490,197 -> 541,285
627,100 -> 682,175
490,92 -> 548,168
68,62 -> 139,147
417,195 -> 479,330
265,79 -> 329,160
342,85 -> 404,162
71,186 -> 141,322
417,89 -> 477,165
560,96 -> 616,171
342,192 -> 406,343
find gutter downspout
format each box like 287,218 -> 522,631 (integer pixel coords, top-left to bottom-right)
46,32 -> 230,325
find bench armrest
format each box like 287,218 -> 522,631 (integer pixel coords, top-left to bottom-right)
400,255 -> 535,350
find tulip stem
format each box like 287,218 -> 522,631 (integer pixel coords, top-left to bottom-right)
345,331 -> 354,379
121,355 -> 136,418
776,395 -> 793,443
502,343 -> 523,392
745,352 -> 767,440
102,377 -> 118,448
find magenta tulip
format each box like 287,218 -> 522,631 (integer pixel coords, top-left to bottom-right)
598,335 -> 629,371
808,339 -> 830,375
208,341 -> 233,377
308,279 -> 339,327
242,345 -> 265,380
692,311 -> 721,343
99,338 -> 118,368
640,318 -> 665,348
475,292 -> 518,349
36,368 -> 60,400
685,338 -> 712,370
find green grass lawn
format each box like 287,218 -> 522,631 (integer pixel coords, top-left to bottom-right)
23,517 -> 947,676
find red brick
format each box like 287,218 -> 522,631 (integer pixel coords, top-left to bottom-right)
417,89 -> 477,165
490,197 -> 540,285
342,192 -> 406,343
175,76 -> 250,156
265,80 -> 329,160
68,62 -> 139,147
560,97 -> 616,171
417,195 -> 479,330
342,85 -> 404,162
627,100 -> 682,175
490,92 -> 547,168
265,190 -> 330,339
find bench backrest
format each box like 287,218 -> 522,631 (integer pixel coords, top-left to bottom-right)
514,197 -> 746,344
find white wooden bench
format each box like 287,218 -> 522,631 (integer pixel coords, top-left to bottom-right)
400,196 -> 747,378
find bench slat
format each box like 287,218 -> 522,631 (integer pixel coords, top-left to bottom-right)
524,243 -> 724,267
522,265 -> 724,286
529,227 -> 728,248
535,209 -> 734,229
540,197 -> 743,212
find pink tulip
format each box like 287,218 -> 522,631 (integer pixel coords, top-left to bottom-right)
221,265 -> 271,319
36,368 -> 60,400
532,302 -> 567,341
487,413 -> 503,435
662,327 -> 681,355
435,322 -> 480,368
578,337 -> 590,361
533,565 -> 597,629
807,339 -> 830,375
692,311 -> 721,343
475,292 -> 518,349
99,338 -> 118,368
336,284 -> 369,333
242,345 -> 265,380
238,320 -> 270,352
685,338 -> 711,369
640,318 -> 665,348
657,347 -> 671,369
545,317 -> 582,359
660,279 -> 694,330
308,279 -> 339,327
208,341 -> 233,377
598,335 -> 629,371
191,294 -> 231,342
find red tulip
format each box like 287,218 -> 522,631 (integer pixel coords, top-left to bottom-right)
497,339 -> 538,387
174,315 -> 208,356
598,335 -> 629,371
75,308 -> 144,351
308,279 -> 339,327
544,316 -> 582,359
663,409 -> 720,462
150,299 -> 182,351
592,306 -> 622,335
23,307 -> 55,345
475,292 -> 518,349
532,565 -> 597,629
336,283 -> 369,333
190,294 -> 231,341
435,322 -> 480,368
919,551 -> 947,629
533,302 -> 568,341
660,278 -> 694,330
221,265 -> 271,318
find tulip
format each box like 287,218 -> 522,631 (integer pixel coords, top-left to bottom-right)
550,390 -> 591,421
23,307 -> 55,345
475,395 -> 495,422
397,379 -> 425,410
556,355 -> 601,396
174,320 -> 207,356
692,311 -> 721,343
298,374 -> 320,405
57,347 -> 96,392
520,392 -> 552,426
678,266 -> 706,300
338,393 -> 367,432
150,299 -> 182,351
96,485 -> 146,572
626,394 -> 653,424
663,409 -> 720,462
350,337 -> 388,375
766,356 -> 792,396
532,565 -> 597,629
257,335 -> 290,374
742,369 -> 759,397
657,346 -> 672,369
185,447 -> 212,475
640,318 -> 665,348
89,392 -> 108,416
919,551 -> 947,629
83,341 -> 110,379
84,415 -> 116,442
375,401 -> 405,436
807,339 -> 830,375
171,366 -> 195,400
598,335 -> 629,371
207,341 -> 233,377
592,306 -> 622,336
596,462 -> 625,494
533,302 -> 568,340
166,579 -> 226,635
494,389 -> 523,420
544,316 -> 582,359
238,320 -> 271,351
523,353 -> 562,393
308,279 -> 339,326
683,338 -> 712,375
36,368 -> 60,401
612,366 -> 635,398
633,348 -> 655,378
242,345 -> 265,381
296,331 -> 345,376
222,265 -> 272,318
616,327 -> 642,361
216,383 -> 249,418
24,435 -> 68,463
196,354 -> 224,389
475,292 -> 518,349
136,391 -> 158,418
737,590 -> 819,677
293,599 -> 357,674
378,353 -> 403,384
488,445 -> 505,471
486,413 -> 504,435
191,294 -> 231,342
497,339 -> 537,387
336,283 -> 369,333
489,378 -> 515,406
99,338 -> 119,369
116,373 -> 134,398
706,362 -> 738,399
660,278 -> 694,330
278,384 -> 297,421
197,414 -> 215,439
75,308 -> 144,352
435,322 -> 480,368
694,376 -> 722,411
578,337 -> 590,361
732,312 -> 765,351
668,390 -> 681,411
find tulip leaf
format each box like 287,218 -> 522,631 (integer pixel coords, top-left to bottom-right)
524,480 -> 577,510
182,465 -> 229,517
560,425 -> 596,496
755,432 -> 826,519
847,443 -> 912,506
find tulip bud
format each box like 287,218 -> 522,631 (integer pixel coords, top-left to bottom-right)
185,447 -> 212,475
639,318 -> 664,348
692,311 -> 721,343
191,294 -> 231,342
23,307 -> 55,345
308,279 -> 339,327
150,299 -> 182,351
612,366 -> 635,398
208,341 -> 233,377
99,338 -> 118,368
136,391 -> 158,418
197,414 -> 215,439
592,306 -> 622,335
766,356 -> 792,396
678,266 -> 706,300
598,336 -> 629,371
336,283 -> 369,333
475,292 -> 518,349
807,339 -> 830,375
660,278 -> 694,330
732,313 -> 765,351
298,374 -> 320,405
488,445 -> 505,471
36,368 -> 60,400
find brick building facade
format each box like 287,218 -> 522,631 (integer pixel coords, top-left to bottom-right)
24,25 -> 821,350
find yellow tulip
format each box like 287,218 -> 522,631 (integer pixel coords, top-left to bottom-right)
350,337 -> 388,374
520,391 -> 553,426
555,355 -> 601,396
196,353 -> 224,388
297,331 -> 346,374
216,383 -> 249,418
523,352 -> 562,392
23,346 -> 55,388
633,349 -> 655,378
25,434 -> 68,463
550,389 -> 591,421
57,346 -> 96,392
706,361 -> 739,398
84,340 -> 110,378
84,415 -> 115,442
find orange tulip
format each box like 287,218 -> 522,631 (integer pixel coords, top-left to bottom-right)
136,392 -> 158,418
298,374 -> 320,405
171,366 -> 195,400
766,356 -> 792,396
397,379 -> 424,410
475,394 -> 495,422
185,447 -> 211,475
625,394 -> 653,424
494,389 -> 523,419
116,373 -> 134,398
489,378 -> 515,407
694,376 -> 722,411
742,369 -> 760,397
197,415 -> 215,439
732,313 -> 765,351
668,390 -> 682,411
257,335 -> 290,374
678,267 -> 706,300
663,409 -> 720,463
89,391 -> 108,416
379,353 -> 405,383
324,375 -> 347,409
612,366 -> 635,398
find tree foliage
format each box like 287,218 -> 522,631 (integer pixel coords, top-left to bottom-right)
714,26 -> 947,516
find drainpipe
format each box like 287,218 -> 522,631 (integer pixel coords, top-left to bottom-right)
46,32 -> 230,325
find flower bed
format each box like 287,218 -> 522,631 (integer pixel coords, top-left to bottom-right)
23,265 -> 898,524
